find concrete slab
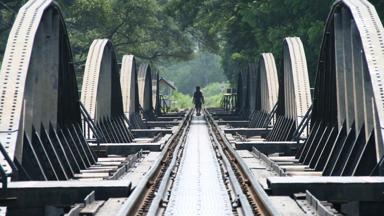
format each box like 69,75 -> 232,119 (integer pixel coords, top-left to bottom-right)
96,161 -> 122,166
216,120 -> 250,127
90,143 -> 162,155
237,150 -> 255,158
0,207 -> 6,216
250,169 -> 278,189
275,162 -> 296,165
146,121 -> 180,128
95,198 -> 127,216
133,138 -> 154,143
247,137 -> 265,142
89,166 -> 119,170
80,200 -> 105,215
97,157 -> 126,162
267,177 -> 384,201
119,152 -> 161,187
225,133 -> 235,142
80,169 -> 113,173
269,196 -> 306,216
131,128 -> 174,137
77,178 -> 105,181
242,158 -> 267,169
224,128 -> 270,137
235,141 -> 300,155
279,165 -> 311,171
74,173 -> 111,178
269,156 -> 298,162
286,171 -> 322,176
0,181 -> 131,208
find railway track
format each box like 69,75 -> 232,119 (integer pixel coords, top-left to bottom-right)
205,111 -> 279,216
116,110 -> 279,216
115,110 -> 193,215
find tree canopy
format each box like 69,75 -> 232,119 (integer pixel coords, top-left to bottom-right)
0,0 -> 194,69
160,52 -> 226,95
165,0 -> 384,84
2,0 -> 384,87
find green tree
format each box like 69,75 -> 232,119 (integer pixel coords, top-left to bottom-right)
160,52 -> 226,94
166,0 -> 384,85
0,0 -> 194,68
0,0 -> 24,64
64,0 -> 193,67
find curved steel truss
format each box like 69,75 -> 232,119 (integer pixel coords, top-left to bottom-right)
249,54 -> 279,128
81,39 -> 133,143
0,0 -> 81,176
121,55 -> 139,116
267,37 -> 312,141
248,63 -> 258,113
297,0 -> 384,176
236,67 -> 250,117
152,70 -> 161,116
120,55 -> 146,129
138,63 -> 154,119
81,39 -> 124,121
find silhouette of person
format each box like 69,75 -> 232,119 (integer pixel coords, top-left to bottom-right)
193,86 -> 204,115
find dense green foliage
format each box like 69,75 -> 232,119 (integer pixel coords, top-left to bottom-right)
0,0 -> 24,63
170,82 -> 228,110
166,0 -> 384,84
202,82 -> 229,107
0,0 -> 194,68
2,0 -> 384,108
170,91 -> 192,111
160,52 -> 226,94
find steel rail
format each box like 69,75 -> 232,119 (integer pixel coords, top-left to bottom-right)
145,118 -> 191,215
206,116 -> 255,215
115,110 -> 192,216
205,110 -> 281,216
147,114 -> 255,215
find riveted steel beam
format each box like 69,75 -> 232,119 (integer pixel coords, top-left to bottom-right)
152,70 -> 161,116
120,55 -> 146,129
267,37 -> 312,141
81,39 -> 124,121
80,39 -> 133,143
249,53 -> 279,128
120,55 -> 140,116
138,63 -> 155,120
236,67 -> 251,117
298,0 -> 384,176
0,0 -> 81,176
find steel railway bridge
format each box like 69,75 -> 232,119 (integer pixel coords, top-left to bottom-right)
0,0 -> 383,215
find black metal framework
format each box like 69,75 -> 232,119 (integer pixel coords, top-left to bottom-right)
0,1 -> 84,181
221,88 -> 237,112
0,142 -> 18,190
295,1 -> 384,176
152,71 -> 161,116
20,121 -> 98,181
236,67 -> 250,117
265,38 -> 311,141
248,54 -> 279,128
138,63 -> 155,120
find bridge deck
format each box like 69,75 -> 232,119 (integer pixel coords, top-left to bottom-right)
164,115 -> 233,216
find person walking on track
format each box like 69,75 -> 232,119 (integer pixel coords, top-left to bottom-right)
193,86 -> 205,116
